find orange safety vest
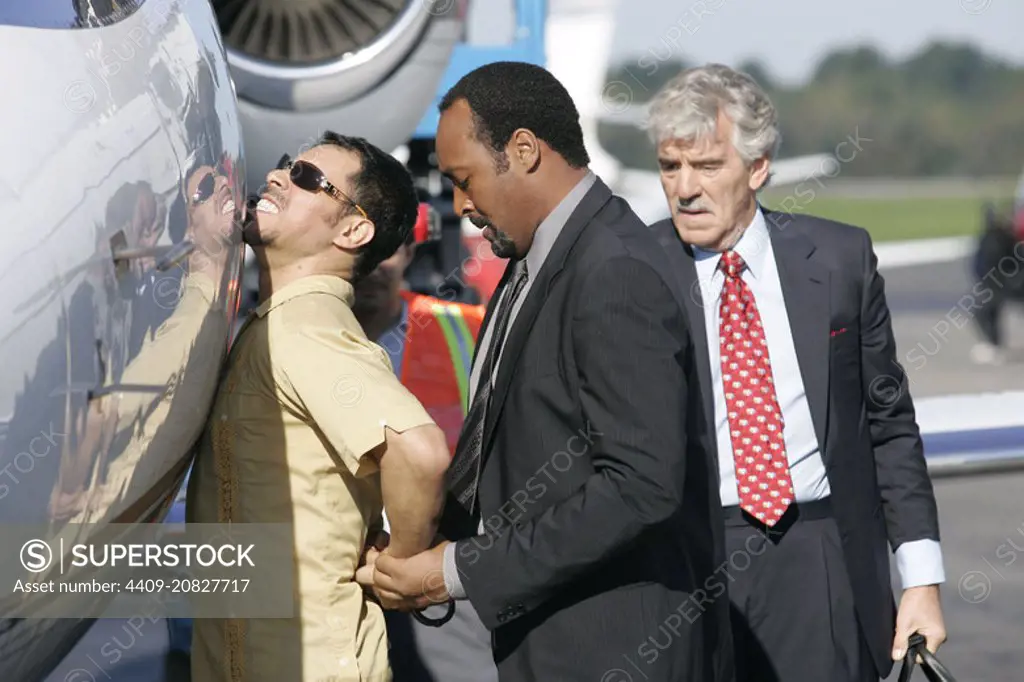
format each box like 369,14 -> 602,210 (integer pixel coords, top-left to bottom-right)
397,290 -> 485,455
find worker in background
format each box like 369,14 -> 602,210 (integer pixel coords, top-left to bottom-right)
971,200 -> 1024,365
971,158 -> 1024,365
352,204 -> 497,682
1015,164 -> 1024,243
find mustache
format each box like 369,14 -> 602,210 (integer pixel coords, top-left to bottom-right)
676,198 -> 711,213
265,189 -> 287,208
254,183 -> 287,209
468,214 -> 493,229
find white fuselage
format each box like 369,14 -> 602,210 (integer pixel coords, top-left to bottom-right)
0,2 -> 244,679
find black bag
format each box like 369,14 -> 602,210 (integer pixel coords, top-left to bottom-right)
897,633 -> 958,682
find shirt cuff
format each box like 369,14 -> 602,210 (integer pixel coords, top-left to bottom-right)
895,539 -> 946,589
443,541 -> 468,600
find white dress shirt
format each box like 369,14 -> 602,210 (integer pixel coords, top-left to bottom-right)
691,207 -> 944,590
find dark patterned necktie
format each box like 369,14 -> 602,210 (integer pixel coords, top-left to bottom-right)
447,258 -> 529,514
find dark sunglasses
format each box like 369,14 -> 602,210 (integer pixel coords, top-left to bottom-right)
189,159 -> 232,207
276,154 -> 368,220
190,171 -> 215,206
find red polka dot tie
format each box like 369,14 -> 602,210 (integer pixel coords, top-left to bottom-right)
718,250 -> 794,526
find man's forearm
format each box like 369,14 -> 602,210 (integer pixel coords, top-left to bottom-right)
379,425 -> 450,557
382,475 -> 444,557
859,229 -> 941,548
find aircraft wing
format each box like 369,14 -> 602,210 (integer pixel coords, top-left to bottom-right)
766,153 -> 838,187
917,391 -> 1024,477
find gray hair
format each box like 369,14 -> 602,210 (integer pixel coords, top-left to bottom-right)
644,63 -> 780,165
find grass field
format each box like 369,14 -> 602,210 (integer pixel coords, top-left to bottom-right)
758,177 -> 1017,242
757,195 -> 1010,242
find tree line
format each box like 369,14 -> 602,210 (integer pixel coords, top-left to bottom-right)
599,41 -> 1024,177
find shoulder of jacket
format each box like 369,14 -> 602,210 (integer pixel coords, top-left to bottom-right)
764,208 -> 869,244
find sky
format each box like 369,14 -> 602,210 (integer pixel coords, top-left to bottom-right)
604,0 -> 1024,86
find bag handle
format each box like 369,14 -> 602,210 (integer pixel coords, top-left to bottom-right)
897,633 -> 959,682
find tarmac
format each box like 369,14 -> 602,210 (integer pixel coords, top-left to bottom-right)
45,255 -> 1024,682
884,254 -> 1024,398
882,255 -> 1024,680
884,470 -> 1024,682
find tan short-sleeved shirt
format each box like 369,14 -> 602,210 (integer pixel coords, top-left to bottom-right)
186,274 -> 435,682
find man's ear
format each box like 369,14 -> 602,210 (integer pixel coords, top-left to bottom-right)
509,128 -> 540,173
749,156 -> 771,192
333,216 -> 375,250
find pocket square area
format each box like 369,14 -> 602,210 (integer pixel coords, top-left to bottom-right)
830,327 -> 848,337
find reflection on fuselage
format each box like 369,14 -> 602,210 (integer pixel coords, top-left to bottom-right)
48,164 -> 241,530
0,0 -> 244,679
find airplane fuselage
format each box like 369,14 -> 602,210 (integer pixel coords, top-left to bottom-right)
0,2 -> 245,678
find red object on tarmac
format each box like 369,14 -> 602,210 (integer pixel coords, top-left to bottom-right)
413,203 -> 441,245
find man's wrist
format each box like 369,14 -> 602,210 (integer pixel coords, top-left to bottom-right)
902,583 -> 939,593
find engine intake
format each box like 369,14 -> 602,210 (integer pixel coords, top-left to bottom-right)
218,0 -> 465,193
216,0 -> 449,112
213,0 -> 407,65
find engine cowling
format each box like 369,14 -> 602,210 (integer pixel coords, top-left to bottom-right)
214,0 -> 465,190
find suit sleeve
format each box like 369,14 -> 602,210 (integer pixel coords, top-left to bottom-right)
454,255 -> 691,629
858,229 -> 942,558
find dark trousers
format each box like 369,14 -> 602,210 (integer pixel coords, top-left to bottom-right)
385,599 -> 498,682
724,498 -> 878,682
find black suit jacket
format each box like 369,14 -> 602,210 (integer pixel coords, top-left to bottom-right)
445,178 -> 732,682
650,209 -> 941,678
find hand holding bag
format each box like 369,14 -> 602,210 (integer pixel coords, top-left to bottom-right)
897,632 -> 958,682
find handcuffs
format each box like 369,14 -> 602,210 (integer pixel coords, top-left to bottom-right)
412,599 -> 456,627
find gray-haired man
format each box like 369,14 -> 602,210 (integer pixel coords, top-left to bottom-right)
645,63 -> 947,682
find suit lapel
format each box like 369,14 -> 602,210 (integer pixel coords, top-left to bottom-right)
481,180 -> 613,466
764,211 -> 831,453
652,221 -> 716,444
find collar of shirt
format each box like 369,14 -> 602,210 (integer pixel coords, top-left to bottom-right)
692,204 -> 772,289
524,170 -> 598,277
255,274 -> 355,317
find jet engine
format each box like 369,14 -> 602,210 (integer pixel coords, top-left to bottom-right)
212,0 -> 466,190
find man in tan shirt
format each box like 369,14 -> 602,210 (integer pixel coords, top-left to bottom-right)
186,133 -> 451,682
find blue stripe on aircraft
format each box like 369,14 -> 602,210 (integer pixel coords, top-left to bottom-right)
922,425 -> 1024,457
